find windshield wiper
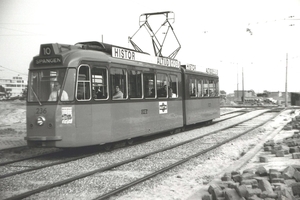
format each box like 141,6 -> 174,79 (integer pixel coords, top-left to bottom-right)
29,85 -> 42,106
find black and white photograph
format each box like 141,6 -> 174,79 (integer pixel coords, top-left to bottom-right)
1,0 -> 300,199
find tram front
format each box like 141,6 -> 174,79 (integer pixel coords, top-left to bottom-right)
25,43 -> 76,147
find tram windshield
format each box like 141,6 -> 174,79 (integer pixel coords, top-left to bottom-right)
28,68 -> 75,102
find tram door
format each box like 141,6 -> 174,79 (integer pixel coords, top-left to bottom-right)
75,65 -> 92,128
91,65 -> 111,142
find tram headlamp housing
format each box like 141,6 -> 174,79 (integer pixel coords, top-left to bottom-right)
36,116 -> 46,126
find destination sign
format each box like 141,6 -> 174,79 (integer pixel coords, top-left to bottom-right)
185,64 -> 196,71
157,57 -> 180,68
34,56 -> 63,66
112,47 -> 180,68
206,68 -> 218,75
33,44 -> 63,66
112,47 -> 136,60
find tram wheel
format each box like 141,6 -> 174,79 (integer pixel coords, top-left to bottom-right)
126,139 -> 134,145
206,120 -> 213,125
103,143 -> 112,151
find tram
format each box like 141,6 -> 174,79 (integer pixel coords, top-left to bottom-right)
25,11 -> 220,148
25,41 -> 220,148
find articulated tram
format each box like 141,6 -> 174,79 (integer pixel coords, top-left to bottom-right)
25,41 -> 220,148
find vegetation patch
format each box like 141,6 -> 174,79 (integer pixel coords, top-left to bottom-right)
0,128 -> 18,135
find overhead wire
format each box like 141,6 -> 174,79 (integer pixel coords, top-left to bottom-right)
0,65 -> 27,76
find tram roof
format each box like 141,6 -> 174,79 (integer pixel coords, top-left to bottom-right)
32,41 -> 218,77
75,41 -> 149,56
33,41 -> 181,69
76,41 -> 181,68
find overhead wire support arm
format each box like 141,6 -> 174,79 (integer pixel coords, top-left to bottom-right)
143,20 -> 163,57
128,11 -> 181,59
167,22 -> 181,58
128,25 -> 145,53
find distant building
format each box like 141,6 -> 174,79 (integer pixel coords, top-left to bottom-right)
291,93 -> 300,106
234,90 -> 256,102
0,76 -> 27,98
231,90 -> 299,106
260,91 -> 293,105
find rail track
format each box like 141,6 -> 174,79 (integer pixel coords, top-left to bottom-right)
0,107 -> 253,153
0,108 -> 255,168
0,108 -> 284,200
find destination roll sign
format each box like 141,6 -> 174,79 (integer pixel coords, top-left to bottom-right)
33,44 -> 63,66
112,46 -> 180,68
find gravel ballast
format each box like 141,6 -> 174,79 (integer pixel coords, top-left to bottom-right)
1,107 -> 299,200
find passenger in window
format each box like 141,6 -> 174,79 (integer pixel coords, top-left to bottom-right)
169,87 -> 177,98
149,88 -> 155,97
158,85 -> 167,97
113,85 -> 123,99
204,90 -> 209,97
191,87 -> 196,97
48,81 -> 68,101
94,86 -> 103,99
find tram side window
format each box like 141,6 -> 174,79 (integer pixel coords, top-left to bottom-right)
77,65 -> 91,100
110,67 -> 126,100
189,77 -> 197,97
128,70 -> 142,99
197,79 -> 203,97
157,73 -> 168,98
209,80 -> 219,97
169,74 -> 178,98
144,73 -> 155,98
92,67 -> 108,100
203,80 -> 209,97
215,80 -> 219,96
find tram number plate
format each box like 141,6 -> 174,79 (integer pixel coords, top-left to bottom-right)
141,109 -> 148,114
36,107 -> 47,114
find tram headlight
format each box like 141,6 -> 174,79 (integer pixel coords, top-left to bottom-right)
36,116 -> 46,126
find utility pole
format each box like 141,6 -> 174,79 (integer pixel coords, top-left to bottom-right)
237,70 -> 239,102
242,67 -> 245,104
285,53 -> 288,107
284,15 -> 300,107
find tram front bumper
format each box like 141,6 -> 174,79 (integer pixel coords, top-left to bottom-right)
25,136 -> 62,147
24,136 -> 62,141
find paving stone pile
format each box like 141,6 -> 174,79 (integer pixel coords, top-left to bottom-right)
260,130 -> 300,162
283,114 -> 300,131
201,130 -> 300,200
202,166 -> 300,200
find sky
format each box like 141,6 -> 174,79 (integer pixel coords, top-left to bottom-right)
0,0 -> 300,94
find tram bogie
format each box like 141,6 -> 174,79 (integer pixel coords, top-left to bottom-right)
25,42 -> 220,148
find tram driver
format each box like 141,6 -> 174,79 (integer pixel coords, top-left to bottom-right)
112,85 -> 123,99
48,81 -> 69,101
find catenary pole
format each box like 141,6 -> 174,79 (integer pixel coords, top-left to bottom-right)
285,53 -> 288,107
